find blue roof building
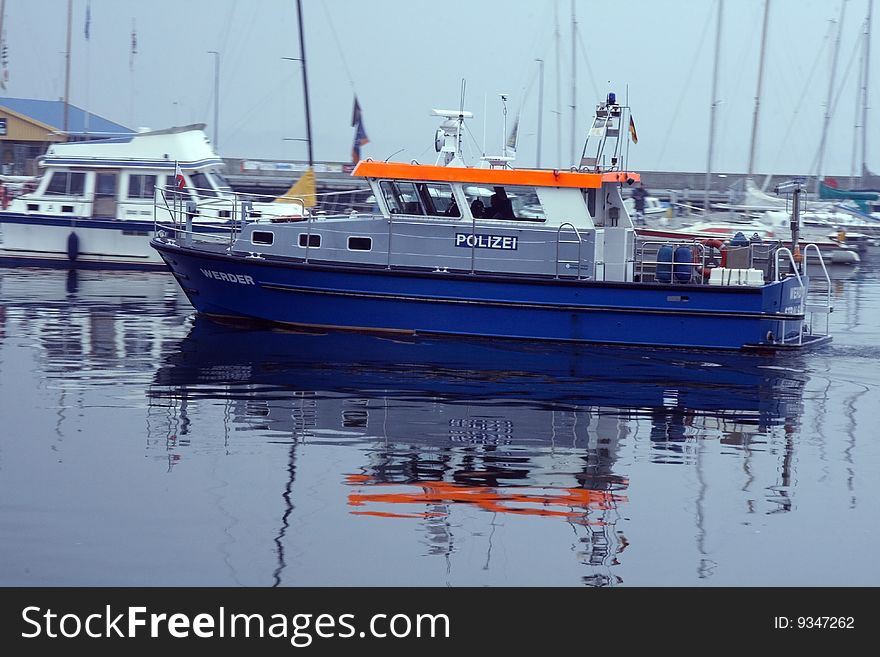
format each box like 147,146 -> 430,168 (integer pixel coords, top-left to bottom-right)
0,97 -> 132,138
0,97 -> 132,175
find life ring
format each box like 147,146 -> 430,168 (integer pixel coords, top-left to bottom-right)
693,238 -> 727,278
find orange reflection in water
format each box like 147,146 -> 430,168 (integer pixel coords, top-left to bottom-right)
345,474 -> 628,524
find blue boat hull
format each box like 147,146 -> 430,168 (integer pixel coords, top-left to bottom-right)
153,240 -> 814,351
153,316 -> 807,429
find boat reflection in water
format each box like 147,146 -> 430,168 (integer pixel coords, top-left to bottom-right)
150,317 -> 808,585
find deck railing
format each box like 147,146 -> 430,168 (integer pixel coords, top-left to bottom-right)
555,223 -> 584,279
773,244 -> 833,345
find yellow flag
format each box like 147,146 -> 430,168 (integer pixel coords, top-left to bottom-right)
275,167 -> 316,208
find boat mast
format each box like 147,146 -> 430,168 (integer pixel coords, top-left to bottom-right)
815,1 -> 847,194
295,0 -> 313,166
705,0 -> 723,213
570,0 -> 576,167
0,1 -> 5,88
861,0 -> 872,186
63,0 -> 72,134
536,58 -> 544,168
208,50 -> 220,149
747,0 -> 771,180
554,1 -> 562,166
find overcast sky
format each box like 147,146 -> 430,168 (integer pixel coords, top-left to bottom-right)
1,0 -> 875,177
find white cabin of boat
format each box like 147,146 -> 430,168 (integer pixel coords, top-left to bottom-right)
349,159 -> 641,282
4,124 -> 237,223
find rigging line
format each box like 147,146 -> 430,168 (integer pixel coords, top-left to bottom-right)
463,123 -> 485,161
575,27 -> 600,102
217,0 -> 238,52
207,2 -> 259,135
321,0 -> 356,91
517,17 -> 554,106
764,26 -> 832,176
218,3 -> 258,85
656,3 -> 714,164
515,61 -> 540,119
715,2 -> 763,170
224,75 -> 295,142
807,26 -> 863,178
829,31 -> 863,117
198,0 -> 239,123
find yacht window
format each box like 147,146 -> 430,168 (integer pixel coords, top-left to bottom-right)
44,173 -> 66,195
251,231 -> 274,246
190,172 -> 218,198
210,172 -> 233,192
463,184 -> 544,221
348,236 -> 372,251
299,233 -> 321,247
96,173 -> 117,198
128,174 -> 157,200
379,181 -> 424,215
68,173 -> 85,196
44,172 -> 86,196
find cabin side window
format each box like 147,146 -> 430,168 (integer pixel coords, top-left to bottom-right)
210,171 -> 233,192
379,181 -> 458,217
95,173 -> 118,198
299,233 -> 321,247
44,172 -> 86,196
190,172 -> 218,198
379,181 -> 423,215
463,184 -> 544,221
251,231 -> 274,246
348,236 -> 372,251
127,174 -> 157,200
416,182 -> 459,217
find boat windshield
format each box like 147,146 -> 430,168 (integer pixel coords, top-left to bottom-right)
380,181 -> 459,217
190,172 -> 218,198
209,171 -> 233,192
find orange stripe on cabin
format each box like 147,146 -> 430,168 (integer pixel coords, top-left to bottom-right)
352,160 -> 640,189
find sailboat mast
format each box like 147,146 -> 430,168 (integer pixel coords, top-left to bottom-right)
816,1 -> 847,194
747,0 -> 771,179
0,0 -> 5,87
570,0 -> 576,167
554,1 -> 562,166
295,0 -> 314,167
63,0 -> 72,134
536,58 -> 544,168
705,0 -> 723,212
861,0 -> 873,185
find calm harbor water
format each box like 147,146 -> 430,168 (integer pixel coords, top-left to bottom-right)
0,262 -> 877,587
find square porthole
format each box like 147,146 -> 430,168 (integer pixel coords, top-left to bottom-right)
299,233 -> 321,247
348,236 -> 372,251
251,231 -> 274,246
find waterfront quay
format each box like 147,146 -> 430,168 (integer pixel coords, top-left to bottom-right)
223,157 -> 856,212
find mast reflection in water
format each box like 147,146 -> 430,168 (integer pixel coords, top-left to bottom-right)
9,267 -> 875,587
148,316 -> 808,586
